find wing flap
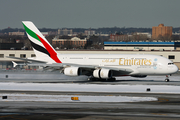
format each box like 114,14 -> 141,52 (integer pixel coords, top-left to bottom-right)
41,63 -> 134,74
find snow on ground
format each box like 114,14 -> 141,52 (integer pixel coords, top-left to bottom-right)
116,75 -> 180,81
0,94 -> 157,102
0,82 -> 180,94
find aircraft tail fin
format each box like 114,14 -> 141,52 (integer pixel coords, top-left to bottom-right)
22,21 -> 61,63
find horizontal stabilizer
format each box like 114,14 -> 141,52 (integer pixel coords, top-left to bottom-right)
7,56 -> 47,63
12,61 -> 18,67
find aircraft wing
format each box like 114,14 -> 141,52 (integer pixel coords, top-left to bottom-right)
26,62 -> 134,75
9,56 -> 134,76
59,63 -> 133,73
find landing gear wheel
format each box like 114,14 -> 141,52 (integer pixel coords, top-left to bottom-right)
88,77 -> 93,81
165,79 -> 169,82
87,77 -> 98,81
165,75 -> 170,82
108,78 -> 116,81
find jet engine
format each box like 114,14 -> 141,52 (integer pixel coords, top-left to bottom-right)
93,69 -> 112,79
64,67 -> 81,76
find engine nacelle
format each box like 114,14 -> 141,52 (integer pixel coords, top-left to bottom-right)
93,69 -> 112,79
64,67 -> 81,76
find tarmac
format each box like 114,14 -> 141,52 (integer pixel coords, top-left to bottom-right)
0,70 -> 179,119
0,92 -> 180,120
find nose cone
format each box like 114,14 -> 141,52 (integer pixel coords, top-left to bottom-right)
175,65 -> 179,72
167,64 -> 179,75
172,65 -> 179,74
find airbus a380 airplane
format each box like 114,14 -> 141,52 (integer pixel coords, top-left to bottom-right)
12,21 -> 178,82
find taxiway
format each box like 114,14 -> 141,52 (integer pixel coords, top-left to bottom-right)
0,71 -> 179,119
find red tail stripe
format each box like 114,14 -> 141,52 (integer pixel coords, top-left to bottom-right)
36,34 -> 62,63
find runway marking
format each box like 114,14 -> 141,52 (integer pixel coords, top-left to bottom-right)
0,93 -> 157,102
151,113 -> 167,116
158,98 -> 169,102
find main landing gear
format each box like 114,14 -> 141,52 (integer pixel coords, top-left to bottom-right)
165,75 -> 169,82
87,77 -> 98,81
88,76 -> 116,81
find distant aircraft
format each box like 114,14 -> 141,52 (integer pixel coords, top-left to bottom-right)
11,21 -> 179,82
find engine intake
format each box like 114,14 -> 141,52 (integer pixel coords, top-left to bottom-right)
93,69 -> 112,79
64,67 -> 81,76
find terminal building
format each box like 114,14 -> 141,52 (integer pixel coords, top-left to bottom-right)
104,42 -> 180,51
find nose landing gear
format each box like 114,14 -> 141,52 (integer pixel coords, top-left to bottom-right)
165,75 -> 169,82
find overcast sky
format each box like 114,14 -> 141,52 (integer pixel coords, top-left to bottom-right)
0,0 -> 180,29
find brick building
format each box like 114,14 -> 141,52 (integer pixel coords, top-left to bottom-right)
110,34 -> 128,41
52,37 -> 87,49
152,24 -> 172,39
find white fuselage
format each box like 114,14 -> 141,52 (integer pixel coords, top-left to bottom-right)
34,54 -> 178,75
39,53 -> 178,76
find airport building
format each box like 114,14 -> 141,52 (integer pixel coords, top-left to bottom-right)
0,43 -> 24,50
104,42 -> 180,51
0,50 -> 180,69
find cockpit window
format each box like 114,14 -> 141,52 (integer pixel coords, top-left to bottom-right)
168,63 -> 174,65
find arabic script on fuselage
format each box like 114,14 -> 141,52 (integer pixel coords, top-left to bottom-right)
102,59 -> 116,63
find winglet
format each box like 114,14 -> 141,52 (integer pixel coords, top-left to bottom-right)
12,61 -> 18,68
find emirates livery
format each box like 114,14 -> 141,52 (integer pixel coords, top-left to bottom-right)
13,21 -> 179,82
